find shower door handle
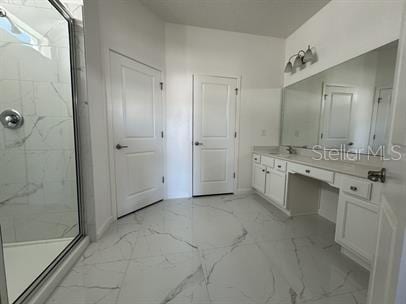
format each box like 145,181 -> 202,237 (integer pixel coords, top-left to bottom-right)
0,226 -> 9,304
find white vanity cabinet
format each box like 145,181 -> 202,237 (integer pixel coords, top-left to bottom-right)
335,176 -> 379,268
251,152 -> 382,269
265,168 -> 286,208
252,163 -> 266,193
252,155 -> 287,210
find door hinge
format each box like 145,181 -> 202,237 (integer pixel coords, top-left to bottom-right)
233,172 -> 236,179
373,134 -> 376,140
162,176 -> 165,184
377,97 -> 382,104
160,82 -> 164,90
161,131 -> 164,138
234,131 -> 237,138
320,133 -> 324,139
235,88 -> 239,95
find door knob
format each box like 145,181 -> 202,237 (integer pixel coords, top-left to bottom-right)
116,144 -> 128,150
194,141 -> 204,146
368,168 -> 386,183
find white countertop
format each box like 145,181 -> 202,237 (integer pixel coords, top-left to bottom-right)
253,150 -> 383,179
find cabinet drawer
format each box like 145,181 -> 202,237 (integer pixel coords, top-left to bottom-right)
261,156 -> 274,168
288,162 -> 334,183
274,159 -> 287,172
252,153 -> 261,164
342,177 -> 372,200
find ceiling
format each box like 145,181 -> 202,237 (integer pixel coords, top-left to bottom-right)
140,0 -> 331,38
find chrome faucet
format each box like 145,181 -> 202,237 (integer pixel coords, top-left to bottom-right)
286,146 -> 296,154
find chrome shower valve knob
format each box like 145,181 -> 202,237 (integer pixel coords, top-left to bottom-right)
0,109 -> 24,129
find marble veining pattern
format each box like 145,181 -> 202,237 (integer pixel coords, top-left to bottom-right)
47,194 -> 369,304
0,0 -> 80,243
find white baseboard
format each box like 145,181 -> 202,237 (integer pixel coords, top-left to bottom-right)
96,216 -> 114,240
166,192 -> 191,200
27,237 -> 90,304
235,188 -> 253,195
341,246 -> 370,271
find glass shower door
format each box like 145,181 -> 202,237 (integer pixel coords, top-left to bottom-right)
0,0 -> 82,303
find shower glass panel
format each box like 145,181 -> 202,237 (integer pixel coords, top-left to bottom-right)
0,0 -> 81,303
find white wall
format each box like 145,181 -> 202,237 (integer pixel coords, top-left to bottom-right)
284,0 -> 403,87
83,0 -> 165,238
165,24 -> 285,198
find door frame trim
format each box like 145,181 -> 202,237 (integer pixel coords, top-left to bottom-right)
368,86 -> 393,148
192,74 -> 241,196
319,82 -> 356,147
105,49 -> 166,221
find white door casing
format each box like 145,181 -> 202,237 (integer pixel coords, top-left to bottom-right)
193,75 -> 238,196
320,84 -> 355,148
369,87 -> 393,151
110,52 -> 164,217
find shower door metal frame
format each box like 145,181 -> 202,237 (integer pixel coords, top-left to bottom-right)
0,227 -> 9,304
4,0 -> 87,303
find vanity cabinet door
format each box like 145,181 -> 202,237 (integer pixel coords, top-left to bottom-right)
252,164 -> 266,193
335,193 -> 379,265
265,168 -> 286,207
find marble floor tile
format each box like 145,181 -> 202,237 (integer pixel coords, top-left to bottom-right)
46,260 -> 128,304
201,243 -> 294,304
46,194 -> 369,304
117,252 -> 210,304
257,237 -> 368,303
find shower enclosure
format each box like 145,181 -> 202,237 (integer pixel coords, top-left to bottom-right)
0,0 -> 83,303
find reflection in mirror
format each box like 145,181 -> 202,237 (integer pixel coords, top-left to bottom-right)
281,41 -> 398,155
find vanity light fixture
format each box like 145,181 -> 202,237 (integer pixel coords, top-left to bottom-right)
284,45 -> 315,73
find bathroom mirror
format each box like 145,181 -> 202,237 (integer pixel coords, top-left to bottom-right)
281,40 -> 398,155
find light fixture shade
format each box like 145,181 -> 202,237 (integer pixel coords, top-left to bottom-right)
293,55 -> 303,68
303,45 -> 314,63
284,61 -> 293,73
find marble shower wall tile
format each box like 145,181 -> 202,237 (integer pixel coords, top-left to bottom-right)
0,0 -> 80,244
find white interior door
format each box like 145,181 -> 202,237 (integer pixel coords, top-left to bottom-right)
193,75 -> 237,196
110,52 -> 164,217
370,87 -> 393,150
320,84 -> 355,148
368,9 -> 406,304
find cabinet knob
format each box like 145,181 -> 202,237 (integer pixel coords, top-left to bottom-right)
262,169 -> 265,172
350,186 -> 358,191
305,169 -> 311,174
278,165 -> 282,168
